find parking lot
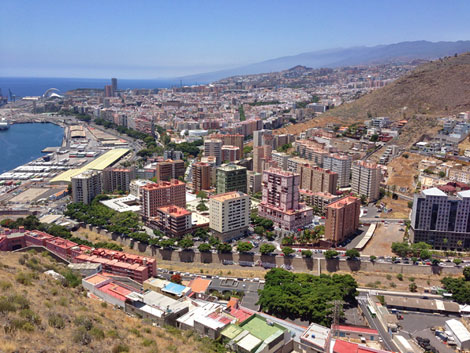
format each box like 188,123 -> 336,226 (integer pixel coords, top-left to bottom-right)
398,312 -> 457,353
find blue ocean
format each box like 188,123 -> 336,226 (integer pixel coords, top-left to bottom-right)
0,123 -> 64,173
0,77 -> 189,98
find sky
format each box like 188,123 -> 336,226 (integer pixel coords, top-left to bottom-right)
1,0 -> 469,79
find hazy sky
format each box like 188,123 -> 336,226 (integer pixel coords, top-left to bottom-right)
1,0 -> 469,78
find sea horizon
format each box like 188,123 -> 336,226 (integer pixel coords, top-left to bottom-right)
0,76 -> 203,98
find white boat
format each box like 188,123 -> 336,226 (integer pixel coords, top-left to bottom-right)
0,118 -> 9,130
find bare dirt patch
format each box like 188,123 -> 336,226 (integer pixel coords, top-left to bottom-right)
378,196 -> 411,219
362,223 -> 405,257
386,153 -> 422,193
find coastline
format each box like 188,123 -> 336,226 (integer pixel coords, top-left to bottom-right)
0,121 -> 65,174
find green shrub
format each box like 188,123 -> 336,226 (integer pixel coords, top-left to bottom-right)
0,298 -> 16,313
111,344 -> 129,353
74,316 -> 93,331
48,313 -> 66,329
19,309 -> 41,325
73,326 -> 92,345
397,273 -> 403,281
142,338 -> 155,347
107,329 -> 120,338
90,327 -> 105,340
15,272 -> 33,285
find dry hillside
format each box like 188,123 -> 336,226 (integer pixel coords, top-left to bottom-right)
0,251 -> 223,353
276,53 -> 470,139
328,52 -> 470,121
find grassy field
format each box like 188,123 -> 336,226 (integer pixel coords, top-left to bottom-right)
0,251 -> 224,353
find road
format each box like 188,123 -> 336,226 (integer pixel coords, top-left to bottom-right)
358,296 -> 399,352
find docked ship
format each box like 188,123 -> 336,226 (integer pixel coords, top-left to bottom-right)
0,118 -> 9,130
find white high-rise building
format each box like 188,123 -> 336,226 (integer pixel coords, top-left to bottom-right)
72,170 -> 103,205
323,153 -> 352,188
204,138 -> 223,165
351,160 -> 381,202
209,191 -> 250,242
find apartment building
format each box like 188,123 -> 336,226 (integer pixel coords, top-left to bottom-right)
272,151 -> 290,171
258,168 -> 313,230
247,171 -> 262,194
253,129 -> 272,148
287,156 -> 312,173
325,196 -> 360,245
299,190 -> 341,214
204,138 -> 223,165
253,145 -> 273,173
351,160 -> 381,202
155,159 -> 185,182
102,167 -> 136,193
71,169 -> 103,204
164,150 -> 184,160
152,205 -> 192,238
221,145 -> 241,162
192,162 -> 212,193
210,133 -> 244,156
298,164 -> 338,194
411,188 -> 470,250
323,154 -> 352,188
141,180 -> 186,219
209,191 -> 250,241
216,164 -> 247,194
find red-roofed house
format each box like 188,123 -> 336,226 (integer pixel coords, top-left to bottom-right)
333,339 -> 391,353
225,297 -> 254,323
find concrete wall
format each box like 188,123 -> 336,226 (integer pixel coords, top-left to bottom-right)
81,226 -> 463,277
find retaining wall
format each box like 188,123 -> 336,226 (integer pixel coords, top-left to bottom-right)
81,225 -> 463,276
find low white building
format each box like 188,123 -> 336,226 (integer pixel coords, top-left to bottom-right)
445,319 -> 470,350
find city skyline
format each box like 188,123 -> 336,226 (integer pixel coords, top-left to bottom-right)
1,0 -> 470,78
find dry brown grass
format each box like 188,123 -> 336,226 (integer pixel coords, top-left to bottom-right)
0,252 -> 222,353
386,152 -> 422,192
378,196 -> 411,219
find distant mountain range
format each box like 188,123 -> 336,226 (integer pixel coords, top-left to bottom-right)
179,40 -> 470,83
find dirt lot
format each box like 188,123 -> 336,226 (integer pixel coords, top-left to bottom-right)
459,136 -> 470,155
346,270 -> 446,292
385,153 -> 422,193
377,196 -> 411,219
9,188 -> 48,203
362,223 -> 405,257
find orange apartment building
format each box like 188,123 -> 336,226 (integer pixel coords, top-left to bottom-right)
325,196 -> 360,245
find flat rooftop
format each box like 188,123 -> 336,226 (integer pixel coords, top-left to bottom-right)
50,148 -> 130,183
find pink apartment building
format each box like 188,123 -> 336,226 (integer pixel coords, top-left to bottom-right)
258,168 -> 313,231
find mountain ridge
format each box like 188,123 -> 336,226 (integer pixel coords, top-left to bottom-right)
179,40 -> 470,83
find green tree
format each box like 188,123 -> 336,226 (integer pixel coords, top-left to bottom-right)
217,243 -> 232,253
301,250 -> 312,258
409,282 -> 418,292
257,269 -> 357,325
345,249 -> 360,260
198,243 -> 211,252
196,190 -> 207,200
464,267 -> 470,281
324,250 -> 339,259
178,235 -> 194,250
369,255 -> 377,262
453,258 -> 463,266
260,244 -> 276,255
237,241 -> 253,253
282,247 -> 295,257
